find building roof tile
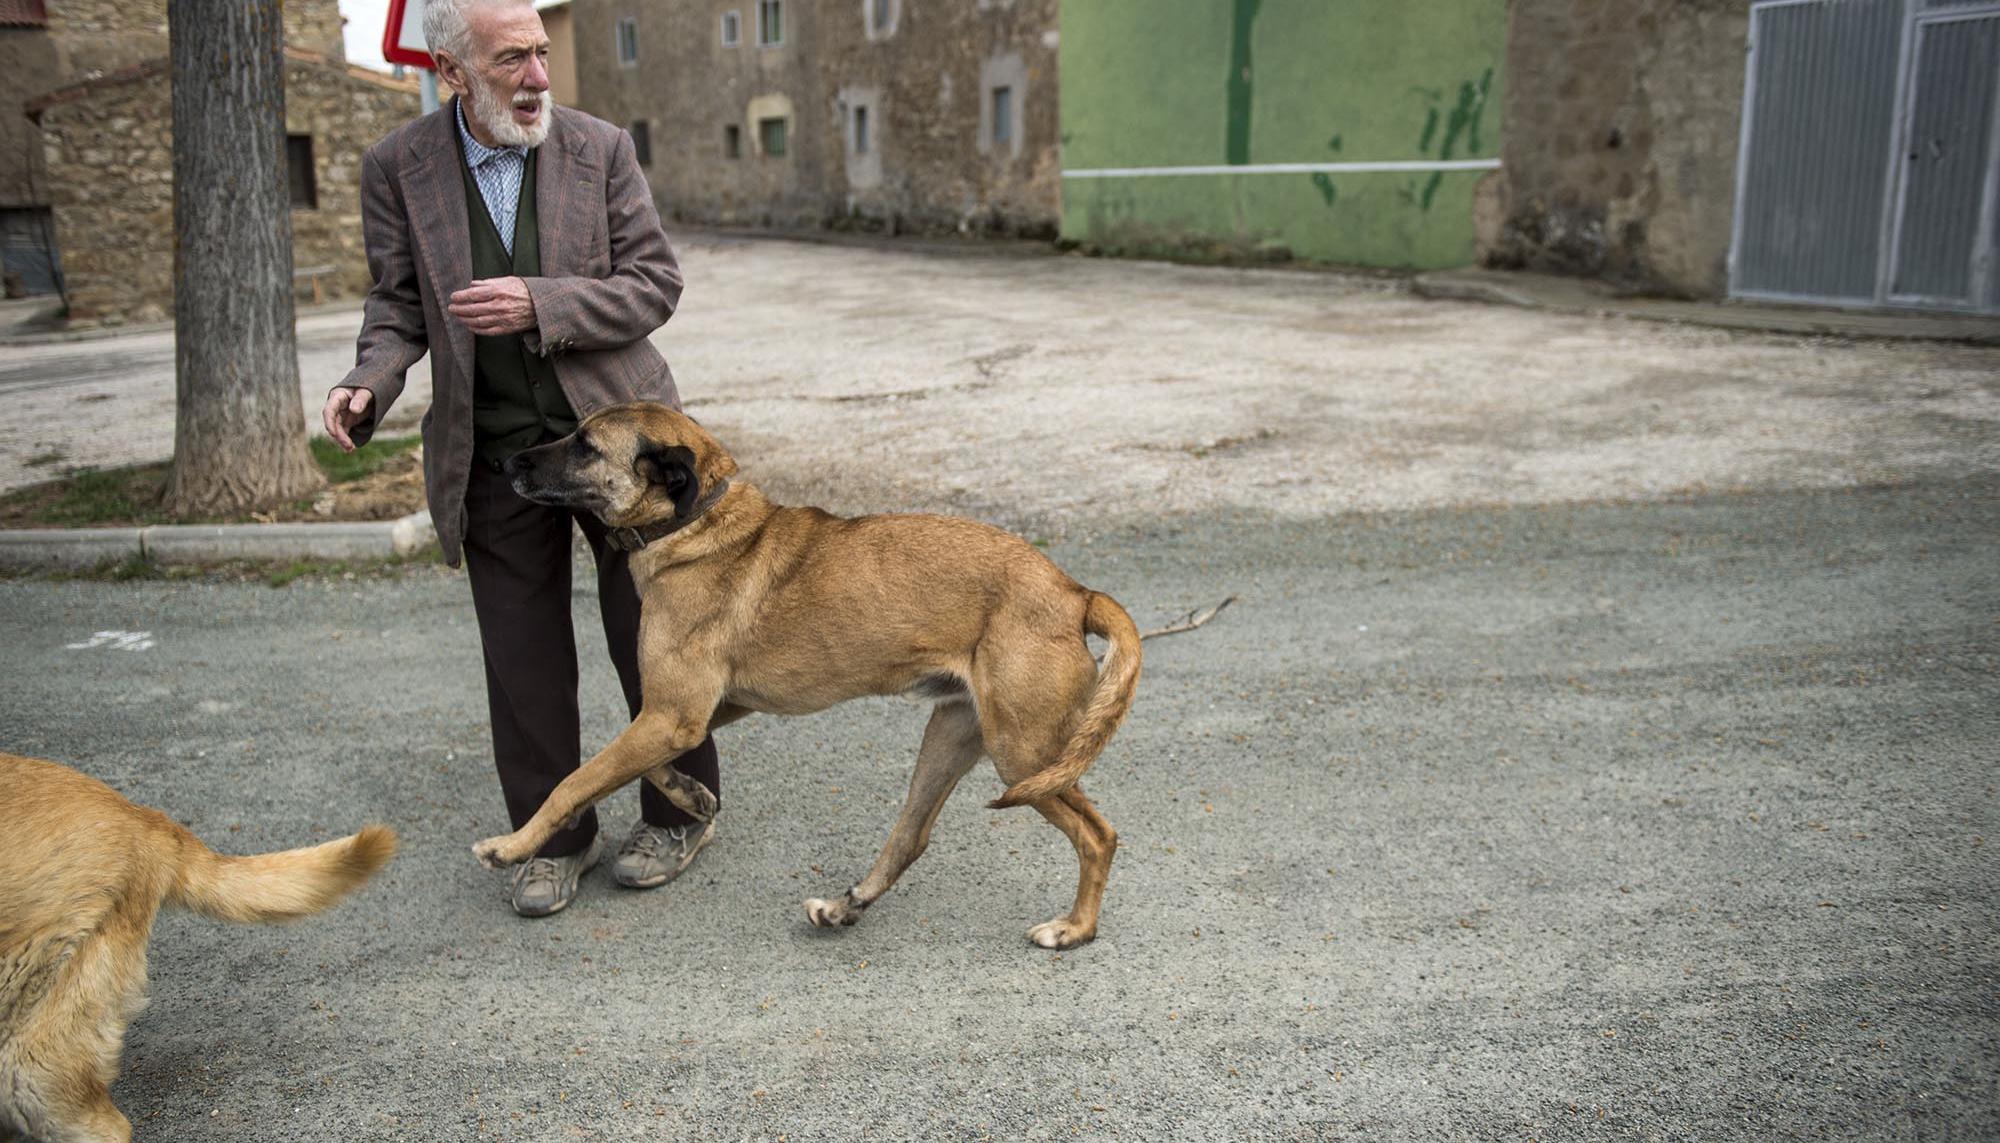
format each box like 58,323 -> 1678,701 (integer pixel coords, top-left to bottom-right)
0,0 -> 50,28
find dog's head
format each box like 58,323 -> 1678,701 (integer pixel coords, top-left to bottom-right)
504,402 -> 739,532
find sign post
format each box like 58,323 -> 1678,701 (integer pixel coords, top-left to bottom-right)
382,0 -> 439,113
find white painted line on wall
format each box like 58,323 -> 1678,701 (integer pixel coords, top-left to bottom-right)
1062,159 -> 1503,179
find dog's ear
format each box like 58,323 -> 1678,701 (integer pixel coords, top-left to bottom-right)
635,442 -> 702,519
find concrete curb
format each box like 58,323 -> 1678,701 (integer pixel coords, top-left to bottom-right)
0,300 -> 367,346
1411,269 -> 2000,345
0,510 -> 434,570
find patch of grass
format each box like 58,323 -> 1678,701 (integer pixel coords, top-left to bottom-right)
311,434 -> 421,484
1,434 -> 422,528
24,543 -> 446,586
23,464 -> 173,527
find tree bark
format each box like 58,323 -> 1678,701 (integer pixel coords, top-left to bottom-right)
163,0 -> 323,518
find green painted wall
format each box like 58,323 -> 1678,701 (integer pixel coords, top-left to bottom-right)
1059,1 -> 1506,269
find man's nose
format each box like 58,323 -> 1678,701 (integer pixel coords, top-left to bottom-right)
523,53 -> 550,92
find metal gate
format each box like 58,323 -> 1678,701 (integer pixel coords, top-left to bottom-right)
0,209 -> 62,298
1730,0 -> 2000,313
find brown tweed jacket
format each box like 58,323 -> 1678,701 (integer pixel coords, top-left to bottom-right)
336,102 -> 684,566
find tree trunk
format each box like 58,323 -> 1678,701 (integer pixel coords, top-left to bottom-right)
163,0 -> 323,518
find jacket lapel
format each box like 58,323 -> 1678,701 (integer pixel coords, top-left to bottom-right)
402,104 -> 475,397
535,110 -> 588,273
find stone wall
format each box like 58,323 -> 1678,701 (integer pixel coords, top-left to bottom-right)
42,0 -> 167,80
570,0 -> 1059,237
285,55 -> 423,299
283,0 -> 347,64
1485,0 -> 1750,297
5,0 -> 347,207
34,52 -> 417,325
819,0 -> 1060,236
40,0 -> 343,80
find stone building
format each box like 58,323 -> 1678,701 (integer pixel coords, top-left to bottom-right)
7,0 -> 418,323
1481,0 -> 1749,299
541,0 -> 578,108
1484,0 -> 1997,313
568,0 -> 1060,236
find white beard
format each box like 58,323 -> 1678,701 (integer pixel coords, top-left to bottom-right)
470,81 -> 552,149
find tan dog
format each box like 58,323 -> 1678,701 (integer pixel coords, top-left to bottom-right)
470,402 -> 1140,949
0,753 -> 396,1143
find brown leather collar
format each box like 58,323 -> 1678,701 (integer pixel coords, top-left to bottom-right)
604,479 -> 731,553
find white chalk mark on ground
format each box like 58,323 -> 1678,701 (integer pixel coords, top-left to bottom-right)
65,630 -> 156,651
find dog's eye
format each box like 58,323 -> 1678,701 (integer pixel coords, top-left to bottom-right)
571,437 -> 597,460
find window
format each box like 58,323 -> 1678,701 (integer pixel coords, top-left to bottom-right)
629,120 -> 652,167
286,135 -> 317,209
853,105 -> 869,156
758,0 -> 782,45
615,17 -> 637,66
721,10 -> 740,46
758,116 -> 787,157
871,0 -> 889,33
725,124 -> 742,159
991,86 -> 1013,145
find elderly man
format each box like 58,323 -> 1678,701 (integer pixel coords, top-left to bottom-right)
322,0 -> 719,917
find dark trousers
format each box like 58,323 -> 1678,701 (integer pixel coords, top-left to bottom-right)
460,459 -> 721,858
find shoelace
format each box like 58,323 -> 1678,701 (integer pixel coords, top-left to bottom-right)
516,856 -> 562,888
621,824 -> 682,859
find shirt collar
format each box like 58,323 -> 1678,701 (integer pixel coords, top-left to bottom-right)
455,96 -> 529,167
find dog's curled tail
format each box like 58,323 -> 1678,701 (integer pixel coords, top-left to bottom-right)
169,825 -> 398,924
989,591 -> 1142,809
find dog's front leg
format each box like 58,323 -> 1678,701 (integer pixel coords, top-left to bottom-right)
472,710 -> 708,869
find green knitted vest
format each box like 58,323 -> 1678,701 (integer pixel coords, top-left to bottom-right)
459,139 -> 576,466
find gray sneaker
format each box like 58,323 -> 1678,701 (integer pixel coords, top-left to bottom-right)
509,834 -> 603,917
611,819 -> 714,889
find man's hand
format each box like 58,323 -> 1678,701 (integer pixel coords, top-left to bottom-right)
322,387 -> 375,453
448,276 -> 538,337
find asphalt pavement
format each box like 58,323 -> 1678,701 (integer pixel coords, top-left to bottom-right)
2,474 -> 1994,1140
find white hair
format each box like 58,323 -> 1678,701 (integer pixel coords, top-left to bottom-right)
422,0 -> 530,67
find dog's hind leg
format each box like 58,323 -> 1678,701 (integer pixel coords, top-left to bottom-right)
805,700 -> 982,929
1024,785 -> 1117,950
30,1084 -> 129,1143
5,932 -> 143,1143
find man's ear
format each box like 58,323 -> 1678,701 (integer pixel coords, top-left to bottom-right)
635,443 -> 701,519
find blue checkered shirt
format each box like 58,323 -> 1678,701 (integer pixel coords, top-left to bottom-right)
456,98 -> 530,256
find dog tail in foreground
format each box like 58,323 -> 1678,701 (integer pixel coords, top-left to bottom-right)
170,824 -> 398,924
989,591 -> 1143,809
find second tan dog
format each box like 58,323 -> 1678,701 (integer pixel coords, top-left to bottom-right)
0,752 -> 396,1143
470,401 -> 1140,949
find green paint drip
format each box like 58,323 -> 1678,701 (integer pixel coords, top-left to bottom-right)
1469,68 -> 1492,154
1225,0 -> 1261,165
1439,68 -> 1494,160
1312,173 -> 1337,206
1327,133 -> 1343,153
1418,108 -> 1439,154
1420,171 -> 1444,211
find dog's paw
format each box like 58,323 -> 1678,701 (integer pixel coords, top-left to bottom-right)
472,835 -> 526,870
665,775 -> 719,823
1028,917 -> 1096,950
804,894 -> 863,928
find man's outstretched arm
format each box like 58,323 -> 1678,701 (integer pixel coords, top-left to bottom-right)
327,146 -> 429,451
